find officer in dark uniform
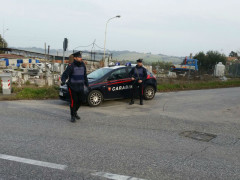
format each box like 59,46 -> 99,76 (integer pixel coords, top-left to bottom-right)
61,51 -> 89,122
129,59 -> 147,105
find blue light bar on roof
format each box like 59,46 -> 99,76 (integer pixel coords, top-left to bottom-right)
125,62 -> 131,66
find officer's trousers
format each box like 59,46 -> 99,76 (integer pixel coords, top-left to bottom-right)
68,88 -> 84,116
131,82 -> 144,101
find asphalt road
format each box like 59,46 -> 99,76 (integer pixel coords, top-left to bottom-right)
0,87 -> 240,180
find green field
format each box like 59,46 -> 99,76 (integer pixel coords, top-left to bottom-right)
157,79 -> 240,92
1,79 -> 240,101
0,86 -> 59,101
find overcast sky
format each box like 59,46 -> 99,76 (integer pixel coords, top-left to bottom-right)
1,0 -> 240,56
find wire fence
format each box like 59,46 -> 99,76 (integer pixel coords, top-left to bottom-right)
226,62 -> 240,77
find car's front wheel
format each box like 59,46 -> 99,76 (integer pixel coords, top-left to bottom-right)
144,86 -> 155,100
88,90 -> 103,107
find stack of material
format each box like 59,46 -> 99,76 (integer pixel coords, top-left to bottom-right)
28,69 -> 39,76
0,60 -> 5,67
34,79 -> 46,87
214,62 -> 225,77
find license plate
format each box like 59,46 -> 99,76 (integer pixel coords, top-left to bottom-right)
59,91 -> 63,96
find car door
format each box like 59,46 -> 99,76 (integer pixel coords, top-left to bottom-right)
106,68 -> 129,99
123,66 -> 134,98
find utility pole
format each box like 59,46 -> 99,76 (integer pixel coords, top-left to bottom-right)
48,45 -> 50,66
48,45 -> 50,59
44,43 -> 47,84
2,23 -> 5,48
61,50 -> 65,75
2,25 -> 4,48
52,55 -> 55,85
47,45 -> 50,85
91,39 -> 96,61
103,15 -> 121,67
63,49 -> 65,65
2,23 -> 9,48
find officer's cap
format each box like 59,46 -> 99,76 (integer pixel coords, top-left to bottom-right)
72,51 -> 82,58
137,59 -> 143,63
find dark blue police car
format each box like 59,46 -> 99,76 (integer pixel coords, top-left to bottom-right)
59,65 -> 157,106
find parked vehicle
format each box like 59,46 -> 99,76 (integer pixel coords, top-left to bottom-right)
171,58 -> 198,74
59,65 -> 157,106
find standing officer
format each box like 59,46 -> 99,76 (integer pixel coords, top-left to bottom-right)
129,59 -> 147,105
61,51 -> 89,122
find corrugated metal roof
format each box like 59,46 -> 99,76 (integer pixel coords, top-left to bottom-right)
0,54 -> 24,59
227,57 -> 238,61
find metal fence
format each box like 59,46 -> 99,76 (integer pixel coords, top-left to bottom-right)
226,62 -> 240,77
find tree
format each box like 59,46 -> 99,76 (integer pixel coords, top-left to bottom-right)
152,61 -> 173,71
229,51 -> 238,57
193,51 -> 206,68
194,51 -> 227,73
206,50 -> 226,65
0,34 -> 8,53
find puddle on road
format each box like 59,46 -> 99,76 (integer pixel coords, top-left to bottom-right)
180,131 -> 217,142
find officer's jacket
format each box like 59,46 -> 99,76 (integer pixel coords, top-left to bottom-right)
129,65 -> 147,82
61,60 -> 89,92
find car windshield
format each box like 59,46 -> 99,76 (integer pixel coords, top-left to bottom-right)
88,68 -> 112,79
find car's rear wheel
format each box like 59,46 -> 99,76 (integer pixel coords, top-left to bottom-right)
88,90 -> 103,107
144,86 -> 155,100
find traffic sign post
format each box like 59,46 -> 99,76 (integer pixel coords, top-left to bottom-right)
61,38 -> 68,75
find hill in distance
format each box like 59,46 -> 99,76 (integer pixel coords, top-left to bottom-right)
14,47 -> 183,64
110,50 -> 183,64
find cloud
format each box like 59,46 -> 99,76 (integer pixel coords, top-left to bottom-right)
1,0 -> 240,56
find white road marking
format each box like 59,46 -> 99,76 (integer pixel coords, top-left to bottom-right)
0,154 -> 67,170
0,154 -> 147,179
92,172 -> 147,180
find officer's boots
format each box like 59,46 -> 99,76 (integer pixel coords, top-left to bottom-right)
129,99 -> 134,105
75,114 -> 81,120
71,115 -> 76,123
140,99 -> 143,105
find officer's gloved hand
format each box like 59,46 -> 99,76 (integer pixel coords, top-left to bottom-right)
87,86 -> 91,91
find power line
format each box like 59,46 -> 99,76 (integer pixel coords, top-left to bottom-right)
69,40 -> 112,55
94,43 -> 111,53
73,42 -> 94,50
94,43 -> 104,50
91,39 -> 96,52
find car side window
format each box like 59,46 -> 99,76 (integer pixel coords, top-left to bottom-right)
109,68 -> 128,80
127,67 -> 132,74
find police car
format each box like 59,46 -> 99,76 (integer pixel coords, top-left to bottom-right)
59,64 -> 157,106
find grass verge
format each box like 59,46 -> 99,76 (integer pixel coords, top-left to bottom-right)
15,86 -> 59,99
0,86 -> 59,101
157,79 -> 240,92
1,79 -> 240,101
